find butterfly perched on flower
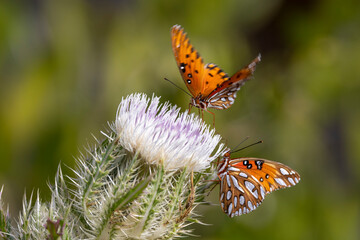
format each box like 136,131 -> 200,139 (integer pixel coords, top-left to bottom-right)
217,148 -> 300,217
171,25 -> 261,116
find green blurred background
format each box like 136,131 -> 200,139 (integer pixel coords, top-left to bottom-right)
0,0 -> 359,239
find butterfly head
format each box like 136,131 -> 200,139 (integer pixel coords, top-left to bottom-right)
217,148 -> 231,175
223,149 -> 231,159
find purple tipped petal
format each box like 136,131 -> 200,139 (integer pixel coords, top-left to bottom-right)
115,93 -> 226,172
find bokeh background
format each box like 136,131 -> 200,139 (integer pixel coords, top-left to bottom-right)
1,0 -> 359,239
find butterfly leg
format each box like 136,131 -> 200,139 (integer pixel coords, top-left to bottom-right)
188,103 -> 193,114
207,110 -> 216,128
204,179 -> 221,183
205,179 -> 220,196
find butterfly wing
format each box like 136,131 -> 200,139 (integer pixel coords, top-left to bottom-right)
171,25 -> 261,109
219,157 -> 300,217
206,54 -> 261,109
171,25 -> 205,98
200,63 -> 231,97
171,25 -> 232,100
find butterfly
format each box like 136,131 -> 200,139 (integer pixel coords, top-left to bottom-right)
217,148 -> 300,217
171,24 -> 261,118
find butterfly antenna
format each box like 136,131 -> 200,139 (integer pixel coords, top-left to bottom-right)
164,78 -> 192,97
231,136 -> 250,151
231,140 -> 263,154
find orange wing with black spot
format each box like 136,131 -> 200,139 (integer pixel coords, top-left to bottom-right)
171,25 -> 206,97
206,54 -> 261,109
219,157 -> 300,217
171,25 -> 232,98
171,25 -> 260,110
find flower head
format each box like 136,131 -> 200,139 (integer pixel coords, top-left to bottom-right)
115,93 -> 225,172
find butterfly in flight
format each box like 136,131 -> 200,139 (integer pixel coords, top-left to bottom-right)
171,25 -> 261,121
217,148 -> 300,217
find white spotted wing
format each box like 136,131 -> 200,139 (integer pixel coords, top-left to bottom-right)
219,157 -> 300,217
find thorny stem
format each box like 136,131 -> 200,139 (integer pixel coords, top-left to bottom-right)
82,137 -> 118,213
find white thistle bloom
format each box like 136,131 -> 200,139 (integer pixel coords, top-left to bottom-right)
115,93 -> 225,172
0,93 -> 226,239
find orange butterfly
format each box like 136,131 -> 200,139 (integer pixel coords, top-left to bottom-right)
171,25 -> 261,119
217,149 -> 300,217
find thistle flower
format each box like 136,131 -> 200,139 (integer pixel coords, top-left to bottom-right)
115,93 -> 225,172
0,93 -> 225,239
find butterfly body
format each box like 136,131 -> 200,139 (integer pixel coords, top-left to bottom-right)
217,149 -> 300,217
171,25 -> 261,112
